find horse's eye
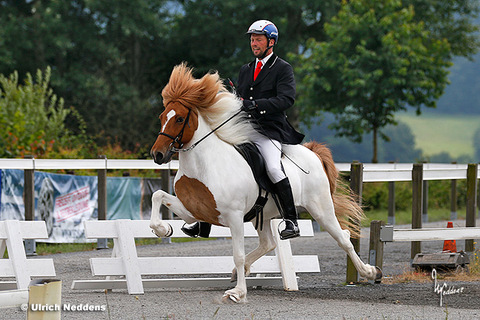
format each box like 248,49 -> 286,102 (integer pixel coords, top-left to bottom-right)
176,117 -> 185,123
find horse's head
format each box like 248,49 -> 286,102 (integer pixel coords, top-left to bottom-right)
151,101 -> 198,164
151,63 -> 236,164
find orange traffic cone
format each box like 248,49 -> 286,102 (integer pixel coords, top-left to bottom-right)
443,221 -> 457,252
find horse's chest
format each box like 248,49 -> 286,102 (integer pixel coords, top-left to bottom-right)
174,175 -> 221,225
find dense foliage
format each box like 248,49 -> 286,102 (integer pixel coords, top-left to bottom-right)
0,68 -> 72,158
0,0 -> 478,161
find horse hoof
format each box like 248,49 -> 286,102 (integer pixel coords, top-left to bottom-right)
222,294 -> 238,304
374,266 -> 383,283
151,229 -> 162,238
150,223 -> 173,238
165,223 -> 173,237
222,289 -> 246,304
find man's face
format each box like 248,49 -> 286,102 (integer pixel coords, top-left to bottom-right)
250,34 -> 273,58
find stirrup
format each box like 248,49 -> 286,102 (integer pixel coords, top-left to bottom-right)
277,219 -> 300,240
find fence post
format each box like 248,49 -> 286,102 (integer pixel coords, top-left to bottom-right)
97,155 -> 108,249
23,155 -> 36,256
411,163 -> 423,261
450,162 -> 458,220
346,162 -> 362,284
387,161 -> 395,225
369,220 -> 385,271
465,163 -> 478,252
422,180 -> 428,223
388,180 -> 395,225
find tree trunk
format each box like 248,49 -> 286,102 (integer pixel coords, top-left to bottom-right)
372,127 -> 378,163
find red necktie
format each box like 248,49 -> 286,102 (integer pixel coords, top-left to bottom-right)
254,61 -> 262,80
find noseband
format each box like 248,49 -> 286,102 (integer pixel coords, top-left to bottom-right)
158,106 -> 192,153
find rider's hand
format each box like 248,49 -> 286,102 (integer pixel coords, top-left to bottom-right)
241,100 -> 256,113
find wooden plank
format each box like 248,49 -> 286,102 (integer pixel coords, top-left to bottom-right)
84,219 -> 315,239
411,163 -> 423,260
34,159 -> 106,170
393,227 -> 480,242
466,163 -> 478,252
346,162 -> 362,284
271,219 -> 298,291
79,219 -> 319,294
0,221 -> 49,239
90,255 -> 319,276
363,170 -> 412,182
0,289 -> 29,307
369,220 -> 385,269
0,259 -> 55,277
115,220 -> 144,294
4,220 -> 31,289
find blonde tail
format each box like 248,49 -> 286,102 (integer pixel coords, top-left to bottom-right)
303,142 -> 365,238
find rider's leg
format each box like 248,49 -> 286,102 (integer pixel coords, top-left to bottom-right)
253,136 -> 299,240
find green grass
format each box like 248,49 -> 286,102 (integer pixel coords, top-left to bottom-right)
397,112 -> 480,158
27,237 -> 214,256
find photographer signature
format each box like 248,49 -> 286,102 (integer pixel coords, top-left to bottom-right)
432,268 -> 465,306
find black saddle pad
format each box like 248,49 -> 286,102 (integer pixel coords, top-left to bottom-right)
234,143 -> 275,194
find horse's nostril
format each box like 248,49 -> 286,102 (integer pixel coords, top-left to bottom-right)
152,151 -> 164,164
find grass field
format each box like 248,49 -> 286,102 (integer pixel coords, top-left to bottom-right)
397,112 -> 480,158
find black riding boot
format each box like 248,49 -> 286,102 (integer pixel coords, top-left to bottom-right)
274,177 -> 300,240
181,221 -> 212,238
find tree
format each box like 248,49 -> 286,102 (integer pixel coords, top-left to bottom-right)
169,0 -> 342,129
0,0 -> 173,152
405,0 -> 480,59
0,67 -> 72,158
292,0 -> 452,162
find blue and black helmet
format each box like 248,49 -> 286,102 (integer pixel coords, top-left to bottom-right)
246,20 -> 278,44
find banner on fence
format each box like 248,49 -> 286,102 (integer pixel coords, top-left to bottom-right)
0,169 -> 162,242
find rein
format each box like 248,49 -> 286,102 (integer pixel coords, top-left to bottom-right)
159,105 -> 243,153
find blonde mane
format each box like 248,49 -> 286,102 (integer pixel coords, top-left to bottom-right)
162,63 -> 257,145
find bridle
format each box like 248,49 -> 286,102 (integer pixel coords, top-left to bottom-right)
158,102 -> 243,154
158,104 -> 193,153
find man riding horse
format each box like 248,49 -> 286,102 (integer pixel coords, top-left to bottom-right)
182,19 -> 305,240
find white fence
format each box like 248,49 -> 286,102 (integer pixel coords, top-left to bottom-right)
0,220 -> 56,290
1,159 -> 479,178
71,219 -> 319,294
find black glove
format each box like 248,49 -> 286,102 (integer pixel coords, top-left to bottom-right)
241,100 -> 256,112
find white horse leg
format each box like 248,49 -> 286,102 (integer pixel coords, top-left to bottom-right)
222,219 -> 247,303
231,219 -> 276,281
150,190 -> 196,237
307,200 -> 378,281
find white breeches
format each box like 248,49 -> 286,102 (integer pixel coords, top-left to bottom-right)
251,134 -> 286,184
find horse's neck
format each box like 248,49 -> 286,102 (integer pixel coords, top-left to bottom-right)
179,114 -> 232,175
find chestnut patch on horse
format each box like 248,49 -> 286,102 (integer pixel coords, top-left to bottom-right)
175,175 -> 221,225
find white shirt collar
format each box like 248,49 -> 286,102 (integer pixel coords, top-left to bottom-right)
256,52 -> 274,68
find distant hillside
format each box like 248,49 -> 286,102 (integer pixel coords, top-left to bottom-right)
435,16 -> 480,115
435,53 -> 480,115
397,112 -> 480,159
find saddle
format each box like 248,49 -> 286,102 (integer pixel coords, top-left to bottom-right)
234,143 -> 278,229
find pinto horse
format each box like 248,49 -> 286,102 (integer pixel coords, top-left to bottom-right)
150,63 -> 381,303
